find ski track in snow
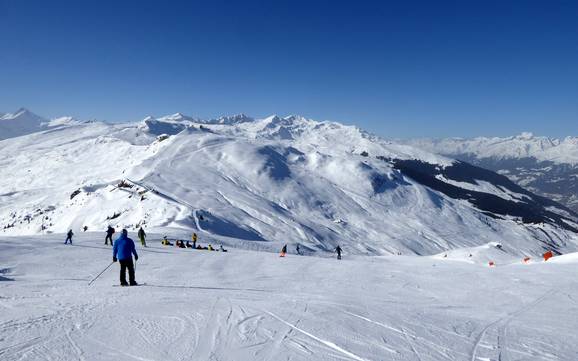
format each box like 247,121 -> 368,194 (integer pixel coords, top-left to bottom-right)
265,311 -> 370,361
470,288 -> 557,361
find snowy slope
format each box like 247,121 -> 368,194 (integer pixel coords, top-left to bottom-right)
1,112 -> 578,257
1,233 -> 578,361
405,134 -> 578,212
406,133 -> 578,164
0,108 -> 47,140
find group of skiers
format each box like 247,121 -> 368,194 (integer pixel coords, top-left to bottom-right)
280,244 -> 342,259
104,226 -> 147,247
64,226 -> 342,287
161,233 -> 227,252
66,226 -> 343,260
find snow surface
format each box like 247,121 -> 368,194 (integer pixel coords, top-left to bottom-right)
1,112 -> 577,257
3,111 -> 578,360
0,109 -> 47,140
405,133 -> 578,165
1,233 -> 578,361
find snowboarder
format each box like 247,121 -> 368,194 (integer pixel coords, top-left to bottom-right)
192,233 -> 198,248
280,244 -> 287,257
335,245 -> 342,260
64,229 -> 73,244
83,225 -> 88,232
208,244 -> 215,251
105,226 -> 115,246
137,227 -> 147,247
112,229 -> 139,286
296,244 -> 301,255
219,245 -> 228,252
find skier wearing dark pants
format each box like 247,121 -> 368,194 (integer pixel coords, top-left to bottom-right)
113,229 -> 139,286
138,227 -> 147,247
64,229 -> 73,244
335,245 -> 342,260
105,226 -> 115,246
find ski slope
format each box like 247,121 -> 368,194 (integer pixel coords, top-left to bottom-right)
1,112 -> 577,257
1,233 -> 578,361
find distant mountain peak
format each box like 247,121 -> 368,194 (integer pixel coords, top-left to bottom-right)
209,113 -> 254,125
158,112 -> 197,122
1,107 -> 44,121
516,132 -> 534,140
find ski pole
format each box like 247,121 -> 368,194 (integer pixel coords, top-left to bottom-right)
88,261 -> 114,286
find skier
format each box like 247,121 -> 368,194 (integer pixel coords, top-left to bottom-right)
105,226 -> 115,246
112,229 -> 139,286
280,244 -> 287,257
335,245 -> 342,260
137,227 -> 147,247
296,244 -> 301,255
64,229 -> 74,245
192,233 -> 198,248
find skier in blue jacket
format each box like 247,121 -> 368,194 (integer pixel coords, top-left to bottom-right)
113,229 -> 139,286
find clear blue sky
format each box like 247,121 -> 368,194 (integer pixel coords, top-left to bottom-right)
1,0 -> 577,138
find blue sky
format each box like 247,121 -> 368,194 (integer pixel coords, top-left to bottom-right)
1,0 -> 576,138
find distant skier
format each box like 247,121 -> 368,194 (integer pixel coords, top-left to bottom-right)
137,227 -> 147,247
112,229 -> 138,286
280,244 -> 287,257
335,245 -> 342,260
64,229 -> 74,245
83,225 -> 88,232
296,244 -> 301,255
192,233 -> 198,248
105,226 -> 115,246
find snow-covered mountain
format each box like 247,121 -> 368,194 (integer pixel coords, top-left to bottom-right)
405,134 -> 578,212
1,113 -> 577,256
0,108 -> 90,140
0,108 -> 48,140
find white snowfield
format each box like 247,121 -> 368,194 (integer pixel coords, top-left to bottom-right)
1,233 -> 578,361
405,133 -> 578,165
1,110 -> 576,257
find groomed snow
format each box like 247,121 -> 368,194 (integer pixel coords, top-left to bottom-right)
1,233 -> 578,360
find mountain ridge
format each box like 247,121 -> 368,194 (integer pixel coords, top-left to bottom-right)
1,110 -> 577,256
404,134 -> 578,212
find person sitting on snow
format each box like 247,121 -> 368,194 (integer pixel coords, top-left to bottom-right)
161,236 -> 173,246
